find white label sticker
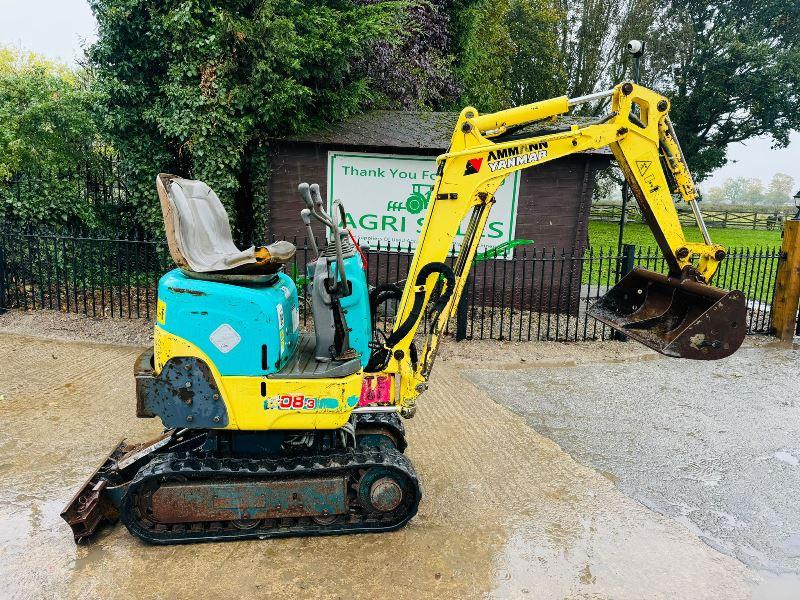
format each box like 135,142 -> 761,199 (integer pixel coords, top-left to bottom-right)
280,285 -> 291,299
292,307 -> 300,332
209,323 -> 241,354
276,304 -> 285,329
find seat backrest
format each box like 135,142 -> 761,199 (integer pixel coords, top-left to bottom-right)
156,173 -> 189,269
155,174 -> 256,273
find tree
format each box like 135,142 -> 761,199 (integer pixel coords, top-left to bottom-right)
0,48 -> 97,180
548,0 -> 799,181
557,0 -> 661,98
89,0 -> 406,236
0,48 -> 101,226
451,0 -> 564,112
356,0 -> 457,110
764,172 -> 794,204
704,184 -> 726,204
641,0 -> 800,179
705,176 -> 764,204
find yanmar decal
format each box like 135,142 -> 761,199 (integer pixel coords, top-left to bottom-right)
487,142 -> 548,172
464,157 -> 483,175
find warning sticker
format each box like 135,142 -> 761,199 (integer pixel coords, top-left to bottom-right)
276,304 -> 285,329
209,323 -> 241,354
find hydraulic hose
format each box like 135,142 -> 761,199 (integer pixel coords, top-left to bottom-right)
384,262 -> 455,349
365,263 -> 454,373
370,283 -> 403,329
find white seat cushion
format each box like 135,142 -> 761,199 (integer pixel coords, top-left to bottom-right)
167,178 -> 257,273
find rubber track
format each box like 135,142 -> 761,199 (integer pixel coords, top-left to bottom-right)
120,446 -> 420,545
355,411 -> 408,452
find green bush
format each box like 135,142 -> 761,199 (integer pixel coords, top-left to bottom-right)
88,0 -> 408,237
0,48 -> 103,228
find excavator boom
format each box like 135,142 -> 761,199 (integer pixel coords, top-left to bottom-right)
374,82 -> 746,408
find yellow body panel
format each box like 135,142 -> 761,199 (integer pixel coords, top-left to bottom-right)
154,327 -> 361,430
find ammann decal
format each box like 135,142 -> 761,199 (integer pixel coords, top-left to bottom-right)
487,142 -> 548,172
464,157 -> 483,175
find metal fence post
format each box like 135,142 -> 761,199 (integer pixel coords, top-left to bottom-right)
455,273 -> 471,341
613,243 -> 637,341
772,220 -> 800,341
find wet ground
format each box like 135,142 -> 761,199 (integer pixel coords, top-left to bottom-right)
0,329 -> 792,599
463,341 -> 800,597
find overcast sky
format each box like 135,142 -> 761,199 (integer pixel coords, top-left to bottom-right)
1,0 -> 797,191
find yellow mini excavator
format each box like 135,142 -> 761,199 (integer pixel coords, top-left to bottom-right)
62,82 -> 746,544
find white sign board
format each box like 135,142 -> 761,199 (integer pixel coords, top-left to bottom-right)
327,151 -> 521,256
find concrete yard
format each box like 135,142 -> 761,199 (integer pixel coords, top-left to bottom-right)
0,322 -> 797,599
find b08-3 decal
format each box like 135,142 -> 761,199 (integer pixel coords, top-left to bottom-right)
264,395 -> 317,410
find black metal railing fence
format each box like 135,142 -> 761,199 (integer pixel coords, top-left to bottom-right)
0,230 -> 783,341
1,153 -> 141,235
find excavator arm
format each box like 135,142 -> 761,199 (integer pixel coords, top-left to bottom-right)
371,82 -> 746,411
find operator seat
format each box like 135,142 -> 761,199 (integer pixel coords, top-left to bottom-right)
156,173 -> 295,282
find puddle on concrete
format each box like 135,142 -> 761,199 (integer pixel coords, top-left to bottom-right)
751,571 -> 800,600
488,512 -> 758,600
774,451 -> 800,467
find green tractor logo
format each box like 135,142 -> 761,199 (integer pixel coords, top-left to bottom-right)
387,183 -> 434,215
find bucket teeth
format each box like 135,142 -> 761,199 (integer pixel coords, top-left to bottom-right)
589,267 -> 746,360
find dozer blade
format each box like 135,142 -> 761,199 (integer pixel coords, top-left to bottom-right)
589,267 -> 746,360
60,440 -> 132,543
61,430 -> 196,543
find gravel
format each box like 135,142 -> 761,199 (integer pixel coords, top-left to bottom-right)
0,309 -> 153,347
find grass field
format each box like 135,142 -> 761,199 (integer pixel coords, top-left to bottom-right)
588,221 -> 783,251
584,221 -> 782,301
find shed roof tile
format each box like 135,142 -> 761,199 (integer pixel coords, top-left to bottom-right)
277,110 -> 612,155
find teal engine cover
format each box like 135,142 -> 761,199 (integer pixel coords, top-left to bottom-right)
157,269 -> 300,377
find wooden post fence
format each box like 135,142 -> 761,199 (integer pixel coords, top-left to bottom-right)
771,220 -> 800,341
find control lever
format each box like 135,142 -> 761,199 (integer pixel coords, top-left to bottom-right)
302,182 -> 354,361
310,184 -> 348,293
298,182 -> 333,228
300,209 -> 319,257
309,183 -> 334,226
309,182 -> 324,211
298,182 -> 314,209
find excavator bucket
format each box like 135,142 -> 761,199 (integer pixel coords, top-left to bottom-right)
589,267 -> 746,360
